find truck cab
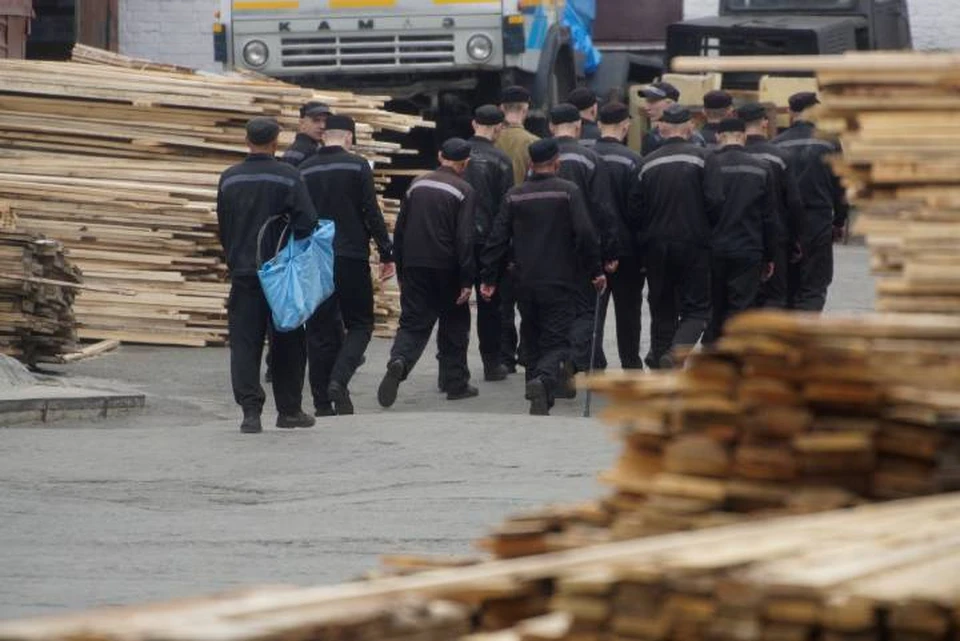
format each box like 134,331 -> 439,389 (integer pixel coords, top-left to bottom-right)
666,0 -> 912,88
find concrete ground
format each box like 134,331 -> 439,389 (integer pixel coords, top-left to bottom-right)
0,246 -> 874,619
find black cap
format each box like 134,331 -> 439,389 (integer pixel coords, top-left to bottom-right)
659,104 -> 691,125
789,92 -> 820,112
641,82 -> 680,102
567,87 -> 598,111
440,137 -> 471,162
300,101 -> 331,118
598,101 -> 631,125
737,102 -> 767,123
528,138 -> 559,164
717,118 -> 746,134
325,114 -> 355,135
549,103 -> 581,125
474,104 -> 505,126
246,117 -> 281,145
500,85 -> 531,104
703,90 -> 733,110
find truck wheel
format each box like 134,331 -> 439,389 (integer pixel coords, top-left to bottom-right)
547,45 -> 577,106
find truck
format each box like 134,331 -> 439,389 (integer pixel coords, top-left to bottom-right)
666,0 -> 913,89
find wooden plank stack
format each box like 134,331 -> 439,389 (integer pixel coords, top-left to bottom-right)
0,47 -> 428,345
0,219 -> 81,365
483,311 -> 960,558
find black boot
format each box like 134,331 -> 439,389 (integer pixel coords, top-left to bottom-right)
446,384 -> 479,401
240,409 -> 262,434
315,403 -> 335,417
556,360 -> 577,399
328,381 -> 354,415
378,359 -> 405,408
483,355 -> 509,382
525,378 -> 550,416
277,411 -> 316,429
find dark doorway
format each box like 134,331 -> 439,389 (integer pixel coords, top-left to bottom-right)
27,0 -> 117,60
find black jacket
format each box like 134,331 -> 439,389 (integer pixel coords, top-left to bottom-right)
700,122 -> 720,146
481,172 -> 601,288
581,119 -> 601,142
744,135 -> 805,246
300,146 -> 393,262
773,120 -> 850,244
465,135 -> 515,246
281,133 -> 319,167
217,153 -> 319,276
555,136 -> 620,261
704,145 -> 778,261
628,138 -> 710,247
593,136 -> 642,257
394,166 -> 476,287
642,127 -> 706,156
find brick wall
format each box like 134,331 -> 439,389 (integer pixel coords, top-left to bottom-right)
119,0 -> 219,71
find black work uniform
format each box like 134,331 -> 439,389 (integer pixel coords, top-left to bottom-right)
216,153 -> 319,416
464,135 -> 515,369
643,127 -> 706,156
744,135 -> 805,309
703,145 -> 778,343
481,173 -> 602,403
581,119 -> 601,145
391,167 -> 476,392
281,133 -> 319,167
773,120 -> 849,311
594,136 -> 645,369
700,122 -> 720,147
555,136 -> 620,373
300,146 -> 393,412
628,138 -> 711,366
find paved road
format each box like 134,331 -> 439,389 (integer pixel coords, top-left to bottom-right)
0,246 -> 873,619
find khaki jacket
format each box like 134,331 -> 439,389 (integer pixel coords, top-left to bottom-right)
496,124 -> 539,186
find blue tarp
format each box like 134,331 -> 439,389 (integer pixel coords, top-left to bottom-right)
563,0 -> 602,75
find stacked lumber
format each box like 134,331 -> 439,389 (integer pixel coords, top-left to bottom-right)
483,311 -> 960,558
671,52 -> 960,315
8,494 -> 960,641
0,225 -> 81,365
0,48 -> 426,344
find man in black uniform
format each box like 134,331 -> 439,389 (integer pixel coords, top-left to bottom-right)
699,90 -> 734,147
738,102 -> 805,309
480,139 -> 606,415
282,101 -> 330,166
217,117 -> 319,434
774,92 -> 849,311
628,105 -> 711,369
641,82 -> 705,155
593,101 -> 645,370
464,104 -> 514,382
301,115 -> 395,416
549,103 -> 619,387
703,118 -> 778,342
568,87 -> 601,143
378,138 -> 478,408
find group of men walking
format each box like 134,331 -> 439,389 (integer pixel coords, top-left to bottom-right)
216,81 -> 849,431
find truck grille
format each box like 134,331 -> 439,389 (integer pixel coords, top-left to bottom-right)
280,34 -> 456,69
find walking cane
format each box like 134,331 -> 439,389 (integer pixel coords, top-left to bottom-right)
583,287 -> 604,418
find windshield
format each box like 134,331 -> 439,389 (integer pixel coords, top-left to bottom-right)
726,0 -> 858,10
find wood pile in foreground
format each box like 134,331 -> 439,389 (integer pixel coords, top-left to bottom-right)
0,47 -> 427,346
483,311 -> 960,558
6,494 -> 960,641
0,224 -> 81,365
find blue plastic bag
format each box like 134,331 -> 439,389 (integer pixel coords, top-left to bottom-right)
257,218 -> 335,332
563,0 -> 602,75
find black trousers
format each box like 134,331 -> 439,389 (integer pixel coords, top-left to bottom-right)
228,275 -> 306,416
645,240 -> 711,362
569,280 -> 608,373
706,255 -> 762,345
756,243 -> 789,309
499,267 -> 520,367
391,267 -> 471,390
306,256 -> 373,409
789,231 -> 833,312
519,284 -> 576,400
473,246 -> 503,362
609,255 -> 645,369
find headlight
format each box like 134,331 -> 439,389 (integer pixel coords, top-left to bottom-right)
242,40 -> 269,67
466,34 -> 493,62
